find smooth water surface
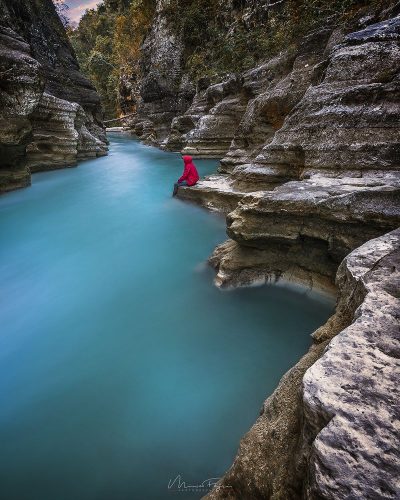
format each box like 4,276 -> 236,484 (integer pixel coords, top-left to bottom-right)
0,134 -> 334,500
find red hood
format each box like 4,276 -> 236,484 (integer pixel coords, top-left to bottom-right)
178,155 -> 199,186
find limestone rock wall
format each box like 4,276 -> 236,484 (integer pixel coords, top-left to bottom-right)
304,229 -> 400,499
168,74 -> 248,158
0,0 -> 107,193
256,16 -> 400,182
129,0 -> 195,144
165,26 -> 332,161
178,14 -> 400,190
147,6 -> 400,499
126,0 -> 277,149
26,93 -> 107,173
178,14 -> 400,293
0,26 -> 43,191
206,228 -> 400,500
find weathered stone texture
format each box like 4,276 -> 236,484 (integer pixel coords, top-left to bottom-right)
26,93 -> 107,173
0,26 -> 43,191
0,0 -> 107,193
175,11 -> 400,500
129,0 -> 195,144
304,230 -> 400,499
174,74 -> 248,158
205,229 -> 400,500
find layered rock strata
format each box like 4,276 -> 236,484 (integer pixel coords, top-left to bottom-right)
166,74 -> 248,158
27,93 -> 107,173
0,26 -> 42,191
178,16 -> 400,291
0,0 -> 107,193
208,174 -> 400,289
206,229 -> 400,499
125,0 -> 290,149
167,25 -> 333,159
179,14 -> 400,200
135,8 -> 400,499
129,0 -> 195,144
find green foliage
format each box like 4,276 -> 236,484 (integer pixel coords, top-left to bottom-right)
69,0 -> 156,118
69,0 -> 394,116
164,0 -> 391,80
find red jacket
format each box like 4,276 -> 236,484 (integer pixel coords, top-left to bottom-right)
178,155 -> 200,186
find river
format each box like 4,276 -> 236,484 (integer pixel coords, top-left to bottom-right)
0,133 -> 334,499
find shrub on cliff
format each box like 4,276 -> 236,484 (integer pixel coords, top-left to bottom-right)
69,0 -> 156,118
68,0 -> 395,116
163,0 -> 394,79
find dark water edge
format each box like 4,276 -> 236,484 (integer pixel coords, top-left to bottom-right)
0,133 -> 334,500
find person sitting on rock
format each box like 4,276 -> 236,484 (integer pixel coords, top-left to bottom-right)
173,155 -> 200,196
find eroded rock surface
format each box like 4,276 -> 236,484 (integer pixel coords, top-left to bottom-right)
0,26 -> 43,191
174,11 -> 400,500
179,14 -> 400,194
304,230 -> 400,499
205,229 -> 400,500
179,14 -> 400,294
129,0 -> 195,144
0,0 -> 107,193
167,74 -> 247,158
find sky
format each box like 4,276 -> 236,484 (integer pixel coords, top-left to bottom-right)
65,0 -> 102,24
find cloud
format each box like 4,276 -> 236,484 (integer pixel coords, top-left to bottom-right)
66,0 -> 102,23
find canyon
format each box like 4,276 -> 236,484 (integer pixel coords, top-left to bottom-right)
0,0 -> 399,498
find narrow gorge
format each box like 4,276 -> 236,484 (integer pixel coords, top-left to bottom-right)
0,0 -> 399,499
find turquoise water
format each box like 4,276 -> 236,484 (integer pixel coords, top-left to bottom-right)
0,134 -> 334,500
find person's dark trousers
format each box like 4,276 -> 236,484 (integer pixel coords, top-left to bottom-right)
172,181 -> 188,196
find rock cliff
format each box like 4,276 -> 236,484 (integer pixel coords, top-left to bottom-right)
178,12 -> 400,294
122,1 -> 400,497
129,0 -> 195,144
207,228 -> 400,499
124,0 -> 283,147
0,0 -> 107,193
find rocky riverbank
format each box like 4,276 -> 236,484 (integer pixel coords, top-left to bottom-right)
0,0 -> 107,194
119,1 -> 400,497
207,228 -> 400,499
